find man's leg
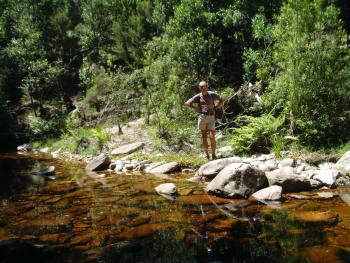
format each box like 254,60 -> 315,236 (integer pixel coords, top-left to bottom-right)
209,130 -> 216,159
201,130 -> 210,159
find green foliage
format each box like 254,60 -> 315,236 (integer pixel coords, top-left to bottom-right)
263,0 -> 350,146
230,114 -> 285,154
35,126 -> 110,156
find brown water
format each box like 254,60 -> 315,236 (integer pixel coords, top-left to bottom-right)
0,153 -> 350,263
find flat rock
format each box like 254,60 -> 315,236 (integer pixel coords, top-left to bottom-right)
148,162 -> 180,174
111,142 -> 145,155
266,169 -> 322,193
292,211 -> 338,226
198,157 -> 242,179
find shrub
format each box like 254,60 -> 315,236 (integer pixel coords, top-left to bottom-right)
230,114 -> 285,154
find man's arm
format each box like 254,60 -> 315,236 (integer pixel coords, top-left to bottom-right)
185,97 -> 200,113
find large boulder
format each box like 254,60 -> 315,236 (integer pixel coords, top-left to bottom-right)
266,169 -> 322,193
148,162 -> 180,174
198,156 -> 242,179
334,151 -> 350,176
85,153 -> 111,171
205,163 -> 267,198
111,142 -> 145,155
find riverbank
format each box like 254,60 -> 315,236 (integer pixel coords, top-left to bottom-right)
19,117 -> 350,202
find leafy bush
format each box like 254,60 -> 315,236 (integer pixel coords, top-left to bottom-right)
230,114 -> 285,154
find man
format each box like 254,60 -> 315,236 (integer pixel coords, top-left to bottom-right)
185,81 -> 224,160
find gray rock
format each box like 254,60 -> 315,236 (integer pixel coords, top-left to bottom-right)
313,169 -> 339,187
86,153 -> 111,171
251,185 -> 282,201
205,163 -> 267,198
187,175 -> 202,183
318,162 -> 335,170
39,147 -> 49,153
114,163 -> 124,172
144,162 -> 165,173
334,151 -> 350,176
155,183 -> 177,195
258,161 -> 278,172
278,158 -> 296,168
111,142 -> 145,155
217,146 -> 233,158
198,157 -> 242,179
17,144 -> 32,152
109,163 -> 116,170
148,162 -> 180,174
266,169 -> 322,193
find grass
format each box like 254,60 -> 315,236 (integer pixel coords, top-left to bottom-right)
132,151 -> 206,168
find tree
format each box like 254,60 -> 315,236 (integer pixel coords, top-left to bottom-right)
264,0 -> 350,145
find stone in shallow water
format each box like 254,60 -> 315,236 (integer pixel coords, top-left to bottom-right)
155,183 -> 177,195
292,211 -> 338,226
251,185 -> 282,201
118,223 -> 173,240
178,195 -> 233,206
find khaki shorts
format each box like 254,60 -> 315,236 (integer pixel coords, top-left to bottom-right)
198,114 -> 215,131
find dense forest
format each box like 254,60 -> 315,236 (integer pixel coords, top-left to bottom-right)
1,0 -> 349,153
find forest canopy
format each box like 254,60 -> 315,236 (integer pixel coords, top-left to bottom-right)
0,0 -> 349,152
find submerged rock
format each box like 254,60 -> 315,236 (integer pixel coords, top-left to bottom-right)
205,163 -> 267,198
292,211 -> 338,226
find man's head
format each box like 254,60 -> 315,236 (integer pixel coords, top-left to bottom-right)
199,81 -> 208,94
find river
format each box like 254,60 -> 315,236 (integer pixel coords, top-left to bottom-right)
0,152 -> 349,262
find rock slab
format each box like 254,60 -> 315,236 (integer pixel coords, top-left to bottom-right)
111,142 -> 145,155
86,153 -> 111,171
148,162 -> 180,174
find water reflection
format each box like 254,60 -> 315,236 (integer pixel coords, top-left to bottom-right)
0,155 -> 48,197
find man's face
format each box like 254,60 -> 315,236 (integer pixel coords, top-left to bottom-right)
199,83 -> 208,94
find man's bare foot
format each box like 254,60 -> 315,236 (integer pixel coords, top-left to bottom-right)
212,154 -> 217,160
